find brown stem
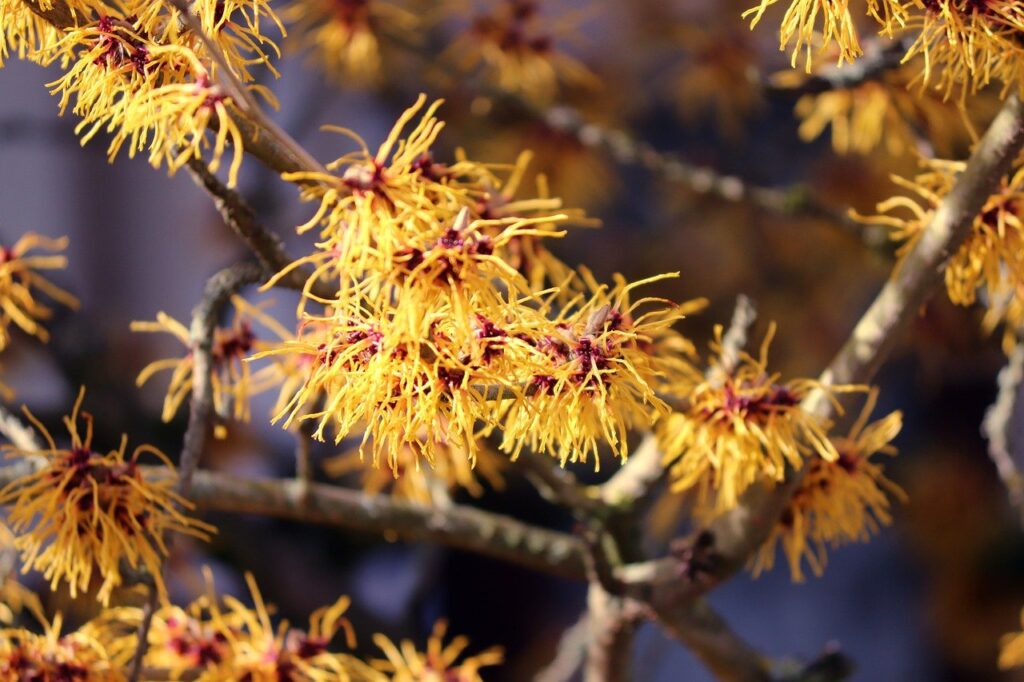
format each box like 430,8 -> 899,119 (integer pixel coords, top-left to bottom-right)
178,262 -> 267,495
656,599 -> 770,682
178,467 -> 586,578
982,337 -> 1024,525
127,586 -> 158,682
183,156 -> 337,301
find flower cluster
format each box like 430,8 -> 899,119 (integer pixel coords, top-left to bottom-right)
0,569 -> 501,680
0,389 -> 213,604
261,95 -> 703,476
745,0 -> 1024,100
120,572 -> 371,680
0,612 -> 121,681
1,0 -> 284,188
774,58 -> 975,157
902,0 -> 1024,98
751,391 -> 905,581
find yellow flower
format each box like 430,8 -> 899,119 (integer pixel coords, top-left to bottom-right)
132,296 -> 293,429
500,271 -> 704,468
674,22 -> 764,139
901,0 -> 1024,98
272,96 -> 580,312
751,390 -> 905,581
260,297 -> 522,470
283,0 -> 420,84
370,620 -> 503,682
0,0 -> 64,67
106,68 -> 250,189
189,0 -> 284,82
471,150 -> 584,291
0,611 -> 122,681
47,8 -> 276,188
855,159 -> 1024,333
782,61 -> 973,156
447,0 -> 598,103
660,324 -> 859,513
92,568 -> 377,680
744,0 -> 861,71
0,388 -> 213,604
0,233 -> 78,350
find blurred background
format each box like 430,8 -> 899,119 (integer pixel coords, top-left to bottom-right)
2,0 -> 1024,679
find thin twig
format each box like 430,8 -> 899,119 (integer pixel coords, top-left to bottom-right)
982,338 -> 1024,524
184,156 -> 337,301
536,614 -> 591,682
0,402 -> 42,452
179,262 -> 267,495
624,92 -> 1024,621
657,598 -> 770,682
762,37 -> 913,97
536,106 -> 858,233
127,586 -> 158,682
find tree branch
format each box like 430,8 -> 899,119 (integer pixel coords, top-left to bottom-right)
183,157 -> 337,301
657,599 -> 770,682
536,614 -> 591,682
0,456 -> 588,578
180,467 -> 587,578
627,91 -> 1024,619
536,107 -> 857,233
763,38 -> 912,97
982,337 -> 1024,525
179,262 -> 268,495
583,587 -> 641,682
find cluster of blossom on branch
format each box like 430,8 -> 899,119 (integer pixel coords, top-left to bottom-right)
0,569 -> 500,680
8,0 -> 1024,677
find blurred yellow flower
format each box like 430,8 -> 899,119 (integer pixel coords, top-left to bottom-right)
370,620 -> 502,682
283,0 -> 420,84
325,430 -> 505,505
855,159 -> 1024,340
0,233 -> 78,350
447,0 -> 598,103
0,611 -> 122,681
